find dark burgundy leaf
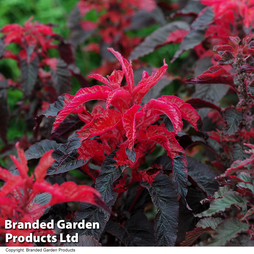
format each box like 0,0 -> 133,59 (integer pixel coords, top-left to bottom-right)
126,147 -> 136,163
0,80 -> 9,144
0,39 -> 4,58
172,29 -> 205,62
42,94 -> 72,118
181,227 -> 214,246
141,173 -> 179,246
74,203 -> 110,240
176,187 -> 208,245
58,41 -> 75,65
223,108 -> 243,135
192,83 -> 229,119
51,59 -> 72,95
124,212 -> 155,246
74,150 -> 125,240
232,144 -> 251,161
130,7 -> 165,31
20,56 -> 39,97
47,133 -> 85,175
106,212 -> 155,246
67,4 -> 94,46
164,118 -> 175,132
218,51 -> 235,64
190,7 -> 214,29
72,73 -> 90,88
187,157 -> 218,195
95,150 -> 125,204
51,114 -> 83,140
173,153 -> 188,199
129,21 -> 189,60
105,220 -> 134,246
177,0 -> 204,15
185,98 -> 221,112
25,140 -> 59,160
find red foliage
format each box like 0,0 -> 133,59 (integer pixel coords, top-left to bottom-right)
0,143 -> 108,246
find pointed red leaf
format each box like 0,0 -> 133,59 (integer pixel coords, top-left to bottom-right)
106,88 -> 132,112
185,98 -> 221,112
34,150 -> 55,182
77,140 -> 109,162
77,109 -> 122,141
107,70 -> 124,85
159,96 -> 201,131
122,104 -> 140,150
10,145 -> 29,179
0,169 -> 24,197
133,60 -> 168,104
187,66 -> 237,92
33,181 -> 110,213
88,73 -> 120,89
146,125 -> 183,158
108,48 -> 135,92
53,86 -> 111,131
142,99 -> 183,134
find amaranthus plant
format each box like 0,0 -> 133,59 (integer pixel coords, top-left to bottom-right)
20,47 -> 220,246
0,17 -> 88,153
0,143 -> 108,246
181,144 -> 254,246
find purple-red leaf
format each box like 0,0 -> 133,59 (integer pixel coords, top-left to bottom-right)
77,109 -> 122,141
159,95 -> 201,132
187,66 -> 237,92
108,48 -> 135,92
122,104 -> 140,150
142,99 -> 183,134
53,86 -> 111,131
133,60 -> 168,104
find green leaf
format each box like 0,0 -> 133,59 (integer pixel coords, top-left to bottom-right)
237,172 -> 254,193
196,217 -> 223,230
141,173 -> 179,246
196,191 -> 247,218
206,218 -> 249,246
